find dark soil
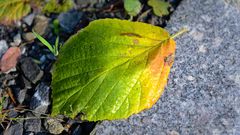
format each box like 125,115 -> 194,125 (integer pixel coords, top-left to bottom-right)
0,0 -> 182,134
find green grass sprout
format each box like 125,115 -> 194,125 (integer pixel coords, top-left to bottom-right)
32,30 -> 60,56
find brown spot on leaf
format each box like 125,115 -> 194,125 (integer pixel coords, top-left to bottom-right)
120,32 -> 142,38
164,53 -> 174,66
133,39 -> 139,44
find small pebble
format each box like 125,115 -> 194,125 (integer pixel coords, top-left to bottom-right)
23,32 -> 35,41
30,82 -> 50,115
23,13 -> 35,26
24,115 -> 42,132
45,118 -> 64,135
58,10 -> 83,33
0,40 -> 8,58
71,125 -> 82,135
19,57 -> 43,84
4,122 -> 23,135
13,33 -> 22,46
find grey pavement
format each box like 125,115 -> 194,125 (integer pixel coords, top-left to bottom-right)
93,0 -> 240,134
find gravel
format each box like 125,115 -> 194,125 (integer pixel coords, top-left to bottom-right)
30,82 -> 50,115
19,57 -> 43,84
58,10 -> 84,34
23,15 -> 49,41
0,40 -> 8,58
94,0 -> 240,134
71,125 -> 82,135
23,13 -> 35,26
4,122 -> 23,135
44,118 -> 64,134
13,33 -> 22,46
16,88 -> 29,104
33,15 -> 50,36
24,113 -> 42,133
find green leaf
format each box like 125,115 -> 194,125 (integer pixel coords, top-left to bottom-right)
124,0 -> 142,17
0,0 -> 31,25
148,0 -> 171,17
51,19 -> 176,121
43,0 -> 73,14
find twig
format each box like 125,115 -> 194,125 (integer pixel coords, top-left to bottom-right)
6,87 -> 17,105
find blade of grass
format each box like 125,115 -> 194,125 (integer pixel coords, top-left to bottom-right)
54,36 -> 59,56
32,30 -> 54,53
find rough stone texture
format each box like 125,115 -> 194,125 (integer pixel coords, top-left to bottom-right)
4,122 -> 23,135
0,47 -> 21,72
23,13 -> 35,26
22,32 -> 36,41
33,15 -> 50,36
13,33 -> 22,46
94,0 -> 240,134
17,88 -> 28,104
0,40 -> 8,58
225,0 -> 240,9
71,125 -> 82,135
30,82 -> 50,115
58,10 -> 83,33
23,15 -> 49,41
24,113 -> 42,132
44,118 -> 64,134
19,57 -> 43,84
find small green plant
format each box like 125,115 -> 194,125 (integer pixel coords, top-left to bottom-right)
123,0 -> 171,18
53,19 -> 60,35
43,0 -> 73,14
148,0 -> 171,17
124,0 -> 142,19
33,30 -> 60,56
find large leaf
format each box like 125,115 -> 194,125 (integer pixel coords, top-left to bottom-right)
0,0 -> 31,24
148,0 -> 171,17
124,0 -> 142,17
51,19 -> 176,121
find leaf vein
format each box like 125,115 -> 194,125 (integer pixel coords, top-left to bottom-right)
91,62 -> 131,120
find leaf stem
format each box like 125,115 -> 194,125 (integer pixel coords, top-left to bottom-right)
137,9 -> 152,21
129,16 -> 133,21
171,28 -> 188,39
